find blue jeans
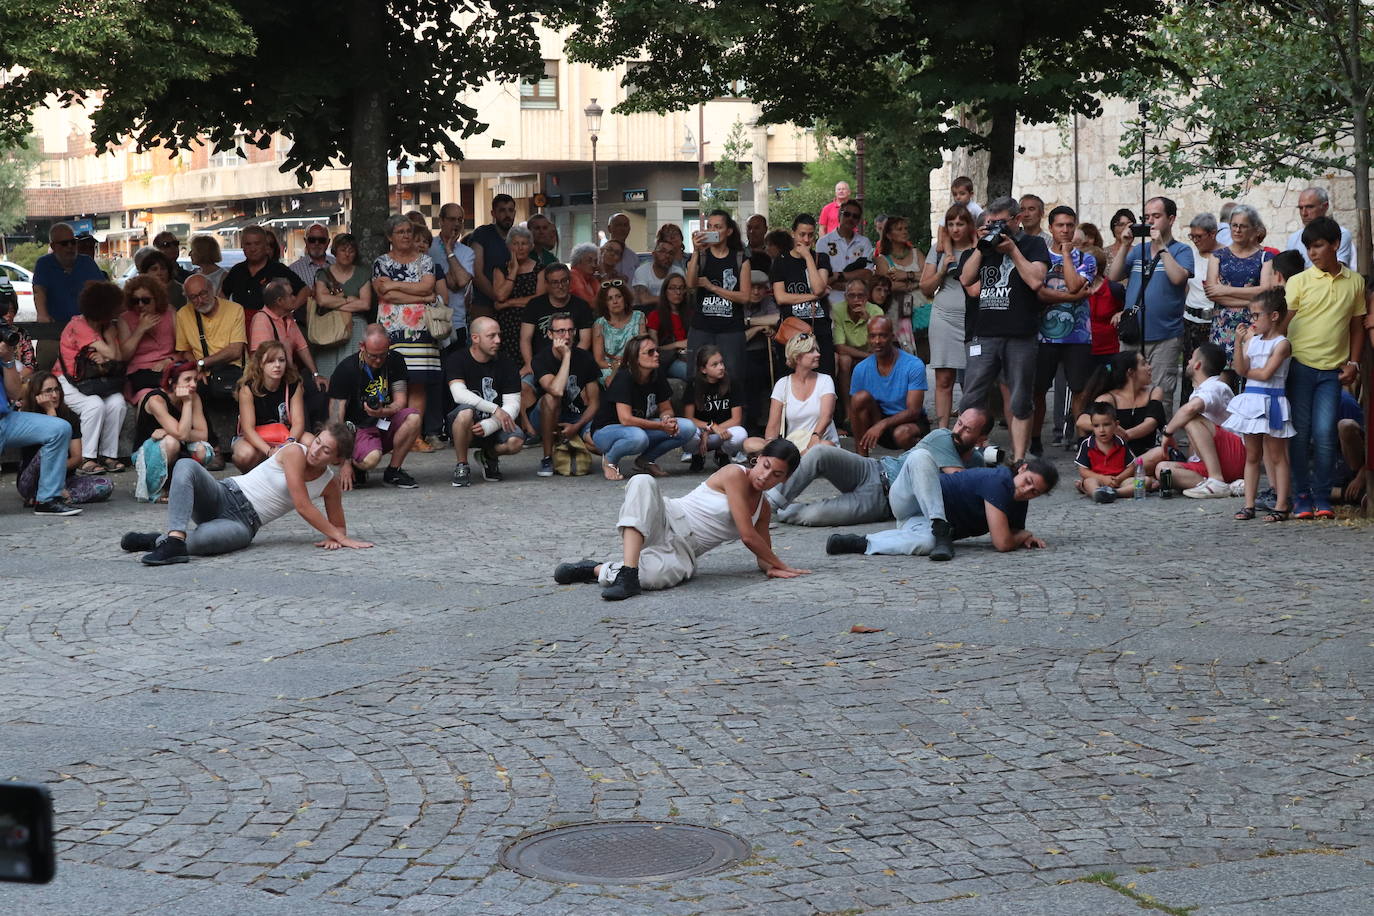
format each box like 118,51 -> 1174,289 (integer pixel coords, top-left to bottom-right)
593,419 -> 693,466
1287,360 -> 1339,498
0,411 -> 72,503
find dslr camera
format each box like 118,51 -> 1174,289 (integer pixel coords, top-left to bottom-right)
364,390 -> 388,411
0,322 -> 21,349
977,219 -> 1010,254
982,445 -> 1006,466
1130,222 -> 1152,239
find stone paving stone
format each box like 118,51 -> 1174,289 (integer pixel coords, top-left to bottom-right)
1128,851 -> 1374,908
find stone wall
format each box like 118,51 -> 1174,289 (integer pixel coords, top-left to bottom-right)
928,96 -> 1358,245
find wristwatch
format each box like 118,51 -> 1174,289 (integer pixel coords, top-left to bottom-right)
197,358 -> 205,370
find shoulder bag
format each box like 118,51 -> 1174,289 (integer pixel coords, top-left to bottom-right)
307,267 -> 353,347
1118,250 -> 1162,347
59,345 -> 126,398
195,309 -> 242,399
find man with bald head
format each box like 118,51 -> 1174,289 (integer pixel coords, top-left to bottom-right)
605,212 -> 638,278
818,181 -> 851,236
848,316 -> 929,456
445,316 -> 525,486
33,222 -> 106,326
327,324 -> 422,489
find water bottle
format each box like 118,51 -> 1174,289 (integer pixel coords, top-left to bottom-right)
1133,457 -> 1146,500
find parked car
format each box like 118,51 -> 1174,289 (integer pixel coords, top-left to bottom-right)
119,248 -> 247,283
0,260 -> 36,321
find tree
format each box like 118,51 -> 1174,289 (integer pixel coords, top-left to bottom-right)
0,138 -> 43,235
702,120 -> 753,216
1115,0 -> 1372,272
555,0 -> 1161,198
1,1 -> 562,260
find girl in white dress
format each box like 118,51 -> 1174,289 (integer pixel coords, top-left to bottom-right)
1223,289 -> 1293,522
553,438 -> 810,599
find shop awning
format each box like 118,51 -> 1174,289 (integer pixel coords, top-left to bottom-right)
261,207 -> 341,229
201,215 -> 257,234
96,228 -> 147,242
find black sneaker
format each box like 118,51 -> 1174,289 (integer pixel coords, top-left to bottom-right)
481,450 -> 503,482
141,536 -> 188,566
714,450 -> 729,469
1030,437 -> 1044,457
929,519 -> 955,561
826,533 -> 868,555
34,499 -> 82,517
451,462 -> 472,487
538,456 -> 554,477
554,560 -> 599,584
383,466 -> 418,489
689,454 -> 705,472
601,565 -> 641,600
352,468 -> 369,488
121,531 -> 161,552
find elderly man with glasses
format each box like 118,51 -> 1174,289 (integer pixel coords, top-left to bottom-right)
33,222 -> 107,327
288,223 -> 335,299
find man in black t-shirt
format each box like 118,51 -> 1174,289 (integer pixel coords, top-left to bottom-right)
446,317 -> 525,486
532,313 -> 602,476
521,263 -> 593,369
770,214 -> 835,374
327,325 -> 422,490
222,225 -> 307,319
465,194 -> 517,320
956,196 -> 1051,463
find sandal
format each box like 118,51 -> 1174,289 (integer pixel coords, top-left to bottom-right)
635,459 -> 668,478
602,459 -> 623,481
100,457 -> 128,473
1234,507 -> 1256,521
75,460 -> 105,477
1263,507 -> 1290,523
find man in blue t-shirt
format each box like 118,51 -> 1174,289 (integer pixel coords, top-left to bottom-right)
33,222 -> 107,327
828,458 -> 1057,561
1107,196 -> 1194,413
849,316 -> 928,456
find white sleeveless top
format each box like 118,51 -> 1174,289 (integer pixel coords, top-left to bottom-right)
668,466 -> 764,556
232,441 -> 336,525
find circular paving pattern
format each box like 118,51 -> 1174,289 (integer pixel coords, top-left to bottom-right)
499,820 -> 750,884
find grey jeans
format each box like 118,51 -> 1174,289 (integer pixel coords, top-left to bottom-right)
866,450 -> 947,556
166,458 -> 262,556
771,446 -> 892,527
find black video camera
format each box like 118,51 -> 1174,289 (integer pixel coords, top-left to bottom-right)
1130,222 -> 1151,239
977,219 -> 1010,254
0,323 -> 21,348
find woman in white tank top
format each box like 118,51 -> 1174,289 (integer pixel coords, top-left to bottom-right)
122,421 -> 374,565
554,438 -> 811,599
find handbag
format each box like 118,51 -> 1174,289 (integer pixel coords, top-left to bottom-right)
307,271 -> 353,347
250,381 -> 293,446
424,299 -> 454,340
194,309 -> 242,398
60,345 -> 126,398
1118,251 -> 1160,347
552,434 -> 593,476
773,316 -> 813,346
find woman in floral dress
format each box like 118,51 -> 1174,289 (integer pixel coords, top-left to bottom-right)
372,214 -> 439,438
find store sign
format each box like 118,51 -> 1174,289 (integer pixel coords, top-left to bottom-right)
622,189 -> 647,203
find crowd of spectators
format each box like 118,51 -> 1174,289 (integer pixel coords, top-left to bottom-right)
0,180 -> 1367,568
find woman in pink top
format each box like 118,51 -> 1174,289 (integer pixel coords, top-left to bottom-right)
118,274 -> 177,404
55,281 -> 129,473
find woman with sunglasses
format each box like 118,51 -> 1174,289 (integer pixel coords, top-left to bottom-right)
16,370 -> 114,506
764,331 -> 838,454
593,280 -> 646,384
919,203 -> 978,429
553,436 -> 808,600
118,274 -> 176,404
589,334 -> 694,480
686,209 -> 752,386
54,281 -> 129,475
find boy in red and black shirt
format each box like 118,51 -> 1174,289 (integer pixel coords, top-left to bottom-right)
1075,401 -> 1135,502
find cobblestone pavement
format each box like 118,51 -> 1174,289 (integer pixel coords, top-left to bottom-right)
3,440 -> 1373,914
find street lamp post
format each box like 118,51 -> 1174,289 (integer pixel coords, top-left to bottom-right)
584,99 -> 603,240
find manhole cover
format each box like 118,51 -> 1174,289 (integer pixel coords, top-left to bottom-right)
499,820 -> 751,885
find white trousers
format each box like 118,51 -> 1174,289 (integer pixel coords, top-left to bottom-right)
59,377 -> 128,459
598,475 -> 697,590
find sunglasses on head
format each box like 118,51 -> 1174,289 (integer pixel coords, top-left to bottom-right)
601,279 -> 624,289
795,332 -> 813,342
130,295 -> 154,305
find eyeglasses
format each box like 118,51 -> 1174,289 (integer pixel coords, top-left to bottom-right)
306,236 -> 329,243
643,347 -> 660,356
362,349 -> 389,361
601,279 -> 624,289
130,295 -> 154,305
547,276 -> 571,285
53,239 -> 76,247
38,387 -> 61,396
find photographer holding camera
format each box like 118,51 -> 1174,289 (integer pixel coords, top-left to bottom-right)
0,285 -> 80,516
1106,196 -> 1194,414
957,196 -> 1051,463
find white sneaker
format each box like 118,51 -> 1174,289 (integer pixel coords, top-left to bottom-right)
1228,479 -> 1246,497
1183,477 -> 1231,499
679,452 -> 694,463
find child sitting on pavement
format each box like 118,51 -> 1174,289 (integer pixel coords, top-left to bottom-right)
1143,343 -> 1241,497
1074,401 -> 1137,503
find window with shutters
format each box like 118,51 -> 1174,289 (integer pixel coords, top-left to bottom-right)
520,60 -> 559,109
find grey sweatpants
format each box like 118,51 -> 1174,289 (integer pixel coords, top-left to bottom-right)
598,475 -> 697,590
771,446 -> 891,527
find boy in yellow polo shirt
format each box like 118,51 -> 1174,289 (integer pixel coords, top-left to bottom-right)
1280,216 -> 1366,518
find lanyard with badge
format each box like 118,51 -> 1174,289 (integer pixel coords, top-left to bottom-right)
361,356 -> 392,431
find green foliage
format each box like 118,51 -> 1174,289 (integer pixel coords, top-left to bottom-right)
768,138 -> 850,230
553,0 -> 1163,194
5,241 -> 49,272
0,138 -> 43,233
1114,0 -> 1371,193
702,120 -> 753,216
857,125 -> 939,249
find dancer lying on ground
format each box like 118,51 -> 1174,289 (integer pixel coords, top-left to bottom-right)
554,437 -> 809,600
121,420 -> 372,565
